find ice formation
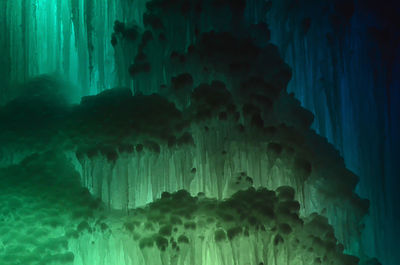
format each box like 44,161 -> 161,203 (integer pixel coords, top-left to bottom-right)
0,151 -> 363,265
266,3 -> 400,264
0,0 -> 397,264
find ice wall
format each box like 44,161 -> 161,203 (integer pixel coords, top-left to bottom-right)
266,1 -> 400,264
0,0 -> 150,103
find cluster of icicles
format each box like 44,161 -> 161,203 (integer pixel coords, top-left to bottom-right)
0,0 -> 384,265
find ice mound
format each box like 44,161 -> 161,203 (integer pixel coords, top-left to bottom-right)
0,152 -> 101,265
75,188 -> 359,265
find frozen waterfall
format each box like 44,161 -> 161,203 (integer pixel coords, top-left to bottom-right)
0,0 -> 398,265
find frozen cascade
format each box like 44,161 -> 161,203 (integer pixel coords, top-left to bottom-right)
0,0 -> 396,264
0,77 -> 370,264
70,116 -> 368,253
